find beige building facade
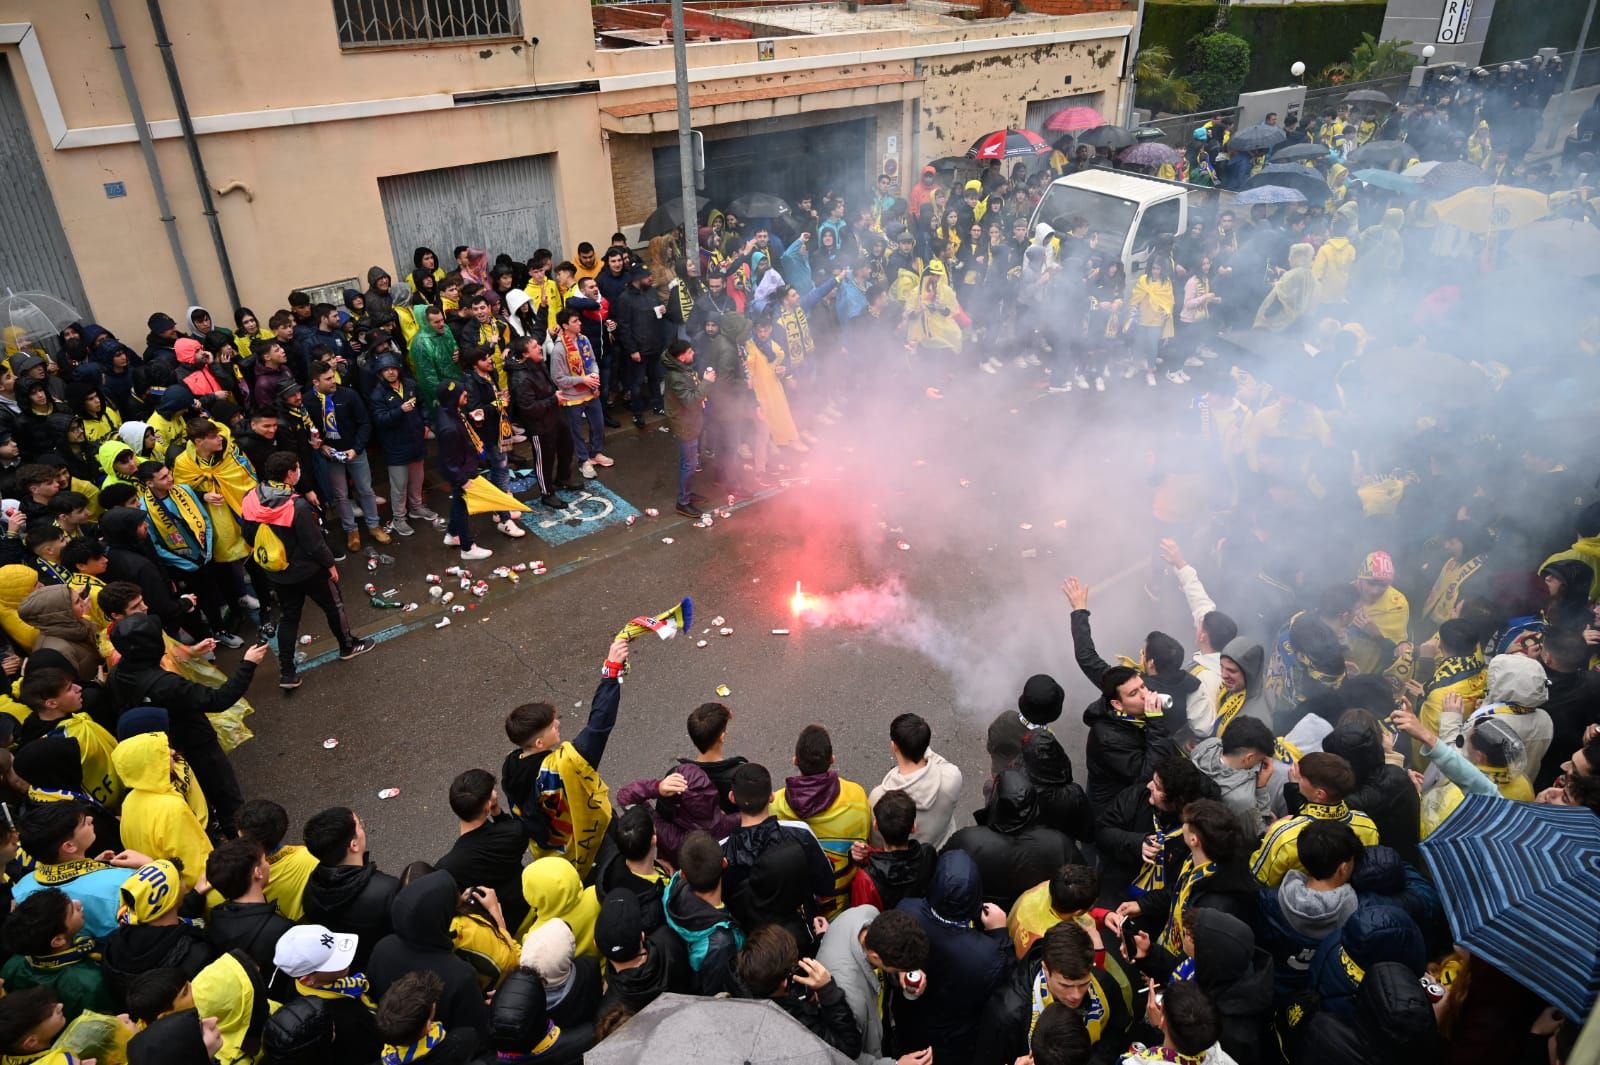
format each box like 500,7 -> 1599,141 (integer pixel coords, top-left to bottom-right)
0,0 -> 1133,341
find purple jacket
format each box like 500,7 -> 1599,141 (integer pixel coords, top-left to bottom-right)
616,762 -> 738,866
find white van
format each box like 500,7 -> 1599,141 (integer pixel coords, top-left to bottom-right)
1028,169 -> 1235,276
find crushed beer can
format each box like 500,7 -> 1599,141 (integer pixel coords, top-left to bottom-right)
434,617 -> 451,629
715,684 -> 731,697
322,738 -> 339,749
644,508 -> 660,518
377,788 -> 400,799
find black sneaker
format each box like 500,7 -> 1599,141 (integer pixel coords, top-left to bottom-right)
339,638 -> 375,661
651,406 -> 666,416
279,673 -> 303,691
632,415 -> 646,429
331,544 -> 347,562
675,502 -> 703,519
603,416 -> 622,429
215,632 -> 245,649
688,493 -> 709,504
539,494 -> 567,510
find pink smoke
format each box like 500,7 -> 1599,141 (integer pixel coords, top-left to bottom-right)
792,577 -> 914,629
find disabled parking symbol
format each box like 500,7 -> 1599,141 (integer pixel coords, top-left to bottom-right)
506,473 -> 642,545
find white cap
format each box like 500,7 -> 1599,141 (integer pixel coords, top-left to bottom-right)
273,924 -> 358,979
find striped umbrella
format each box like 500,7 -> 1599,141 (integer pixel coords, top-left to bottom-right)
1422,795 -> 1600,1019
966,128 -> 1051,160
1046,106 -> 1107,133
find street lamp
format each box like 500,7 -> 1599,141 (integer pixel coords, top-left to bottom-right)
1422,45 -> 1436,60
1291,61 -> 1306,80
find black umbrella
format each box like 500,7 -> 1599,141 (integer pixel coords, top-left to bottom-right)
1271,142 -> 1331,163
727,193 -> 791,220
1229,124 -> 1288,153
1345,88 -> 1395,106
1421,159 -> 1492,198
1348,140 -> 1416,169
1246,165 -> 1330,201
928,155 -> 981,176
639,195 -> 709,240
1077,125 -> 1137,150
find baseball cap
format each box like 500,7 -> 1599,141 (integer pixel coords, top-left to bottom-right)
274,924 -> 359,979
593,889 -> 645,963
118,860 -> 183,925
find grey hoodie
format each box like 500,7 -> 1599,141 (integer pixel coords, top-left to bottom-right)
1190,737 -> 1271,838
1276,868 -> 1357,939
1219,636 -> 1270,726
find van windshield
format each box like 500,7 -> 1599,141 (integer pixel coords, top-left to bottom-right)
1031,184 -> 1139,255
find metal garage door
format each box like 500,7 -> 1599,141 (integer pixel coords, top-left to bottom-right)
0,55 -> 90,318
654,119 -> 872,219
378,153 -> 562,273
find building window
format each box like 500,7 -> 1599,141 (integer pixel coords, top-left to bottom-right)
333,0 -> 522,49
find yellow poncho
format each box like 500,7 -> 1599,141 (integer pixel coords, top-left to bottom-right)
517,856 -> 601,952
171,429 -> 258,565
904,264 -> 966,353
1130,273 -> 1176,339
1254,243 -> 1318,332
743,337 -> 800,447
191,952 -> 265,1065
0,565 -> 40,651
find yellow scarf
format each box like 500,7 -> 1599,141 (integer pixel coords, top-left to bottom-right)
1215,687 -> 1247,735
1423,555 -> 1483,626
1158,859 -> 1216,953
1031,967 -> 1109,1043
172,433 -> 257,564
381,1020 -> 445,1064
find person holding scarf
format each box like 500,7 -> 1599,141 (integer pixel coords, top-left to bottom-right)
742,315 -> 804,454
434,381 -> 493,563
172,418 -> 261,621
458,345 -> 526,540
135,460 -> 237,647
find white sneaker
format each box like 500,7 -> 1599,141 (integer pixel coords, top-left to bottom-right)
1075,374 -> 1090,390
1184,356 -> 1205,368
591,453 -> 615,468
580,461 -> 597,479
1146,371 -> 1158,387
1026,354 -> 1042,367
981,359 -> 999,375
509,432 -> 527,444
1048,383 -> 1072,393
443,533 -> 460,547
1123,365 -> 1139,379
1199,346 -> 1220,360
240,594 -> 260,610
1013,356 -> 1030,369
497,519 -> 527,539
1094,376 -> 1105,391
460,545 -> 493,561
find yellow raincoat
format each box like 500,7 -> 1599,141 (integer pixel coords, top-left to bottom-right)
191,952 -> 267,1065
743,335 -> 800,447
517,856 -> 601,952
452,912 -> 521,989
0,565 -> 40,651
1313,236 -> 1357,304
110,732 -> 213,892
1254,243 -> 1318,332
79,404 -> 123,447
904,262 -> 966,353
1130,271 -> 1176,339
171,429 -> 257,564
1348,586 -> 1410,675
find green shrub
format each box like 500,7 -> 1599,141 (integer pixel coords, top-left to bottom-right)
1186,32 -> 1252,109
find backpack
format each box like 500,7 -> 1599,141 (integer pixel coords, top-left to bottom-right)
250,522 -> 290,573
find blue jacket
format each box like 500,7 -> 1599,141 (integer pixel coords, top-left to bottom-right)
13,866 -> 135,940
367,360 -> 426,465
1349,844 -> 1448,956
897,851 -> 1012,1062
1308,903 -> 1425,1021
305,384 -> 371,455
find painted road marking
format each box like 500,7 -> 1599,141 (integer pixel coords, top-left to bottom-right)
507,474 -> 641,545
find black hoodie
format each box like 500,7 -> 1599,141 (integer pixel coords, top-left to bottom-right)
1284,960 -> 1439,1065
109,614 -> 255,758
208,899 -> 295,981
944,769 -> 1082,911
596,925 -> 691,1017
1321,724 -> 1421,868
127,1008 -> 215,1065
101,921 -> 219,999
1190,909 -> 1276,1065
100,508 -> 192,638
859,839 -> 937,910
367,870 -> 491,1035
299,859 -> 400,971
1021,729 -> 1093,841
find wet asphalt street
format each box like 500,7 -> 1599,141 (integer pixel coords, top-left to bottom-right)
225,374 -> 1198,868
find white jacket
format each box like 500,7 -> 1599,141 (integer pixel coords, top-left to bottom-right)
1175,563 -> 1223,736
868,749 -> 964,848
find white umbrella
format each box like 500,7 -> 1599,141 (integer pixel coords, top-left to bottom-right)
2,290 -> 82,348
1402,160 -> 1441,178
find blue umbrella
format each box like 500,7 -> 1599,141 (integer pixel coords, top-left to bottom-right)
1233,185 -> 1307,205
1352,169 -> 1419,193
1421,795 -> 1600,1019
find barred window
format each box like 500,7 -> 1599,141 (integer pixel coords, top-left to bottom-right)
333,0 -> 523,49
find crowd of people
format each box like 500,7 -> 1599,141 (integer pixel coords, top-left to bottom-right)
0,52 -> 1594,1065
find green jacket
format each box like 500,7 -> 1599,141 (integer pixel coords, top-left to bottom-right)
0,951 -> 117,1021
407,305 -> 460,416
661,351 -> 705,442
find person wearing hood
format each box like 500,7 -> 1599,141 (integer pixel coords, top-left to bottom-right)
514,856 -> 598,950
1181,910 -> 1275,1065
188,949 -> 270,1065
66,382 -> 121,447
128,1007 -> 226,1065
614,761 -> 737,870
365,869 -> 490,1035
110,612 -> 263,830
1282,959 -> 1437,1065
947,768 -> 1083,912
721,762 -> 842,946
1540,501 -> 1600,599
1305,902 -> 1424,1022
1189,717 -> 1276,840
520,917 -> 603,1029
1540,557 -> 1594,633
1257,818 -> 1360,1003
506,334 -> 575,510
895,850 -> 1013,1062
433,380 -> 494,563
363,266 -> 395,315
1321,718 -> 1420,867
147,381 -> 198,460
1312,222 -> 1357,305
594,886 -> 691,1016
110,731 -> 214,891
408,303 -> 460,420
661,339 -> 711,520
116,419 -> 157,464
772,723 -> 872,914
1353,207 -> 1406,297
15,376 -> 66,458
1216,636 -> 1272,734
489,965 -> 594,1064
1448,651 -> 1553,773
1020,728 -> 1093,843
367,351 -> 436,536
101,858 -> 219,999
1251,753 -> 1379,887
18,584 -> 101,684
1253,242 -> 1318,332
204,837 -> 295,979
239,452 -> 370,689
173,338 -> 227,404
300,806 -> 400,972
867,711 -> 963,848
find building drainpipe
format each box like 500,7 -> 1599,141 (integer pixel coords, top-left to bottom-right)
1123,0 -> 1146,127
143,0 -> 241,310
95,0 -> 198,307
